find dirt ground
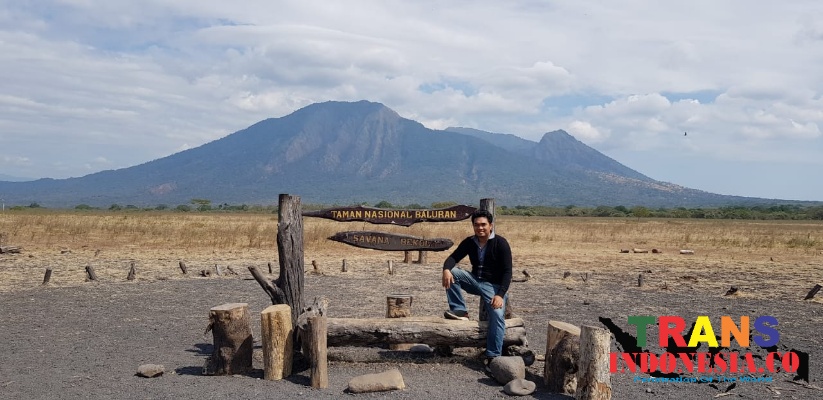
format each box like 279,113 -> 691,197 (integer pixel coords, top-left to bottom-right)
1,242 -> 822,399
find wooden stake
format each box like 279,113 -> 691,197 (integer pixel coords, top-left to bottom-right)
805,284 -> 822,300
178,261 -> 188,274
341,259 -> 347,272
575,325 -> 612,400
204,303 -> 253,376
307,316 -> 328,389
85,265 -> 98,281
42,267 -> 53,285
261,304 -> 293,380
268,262 -> 273,274
388,260 -> 394,275
637,274 -> 643,287
416,250 -> 427,264
127,262 -> 136,281
403,251 -> 412,263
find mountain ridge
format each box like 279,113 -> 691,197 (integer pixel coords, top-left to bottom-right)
0,100 -> 794,208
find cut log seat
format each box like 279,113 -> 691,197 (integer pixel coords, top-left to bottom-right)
325,316 -> 527,348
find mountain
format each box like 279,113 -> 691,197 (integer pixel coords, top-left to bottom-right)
0,100 -> 777,208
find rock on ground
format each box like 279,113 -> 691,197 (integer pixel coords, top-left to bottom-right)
490,356 -> 525,385
347,368 -> 405,393
503,378 -> 536,396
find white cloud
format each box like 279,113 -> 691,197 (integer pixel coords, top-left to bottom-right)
1,0 -> 823,200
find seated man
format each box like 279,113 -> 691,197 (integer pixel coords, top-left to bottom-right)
441,209 -> 513,368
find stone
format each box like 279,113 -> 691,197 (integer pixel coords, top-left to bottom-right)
490,356 -> 525,385
347,368 -> 405,393
136,364 -> 165,378
504,378 -> 536,396
409,344 -> 433,353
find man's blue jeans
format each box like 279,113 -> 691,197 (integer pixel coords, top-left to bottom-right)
446,267 -> 507,358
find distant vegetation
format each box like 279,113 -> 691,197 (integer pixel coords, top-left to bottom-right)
4,200 -> 823,220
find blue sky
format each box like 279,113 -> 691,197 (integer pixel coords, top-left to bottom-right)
1,1 -> 822,201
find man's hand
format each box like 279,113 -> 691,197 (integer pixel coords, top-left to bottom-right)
442,269 -> 454,289
491,295 -> 504,309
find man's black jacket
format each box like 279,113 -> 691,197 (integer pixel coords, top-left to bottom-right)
443,235 -> 513,297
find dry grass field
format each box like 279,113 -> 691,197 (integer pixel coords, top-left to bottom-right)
2,210 -> 822,399
1,211 -> 821,300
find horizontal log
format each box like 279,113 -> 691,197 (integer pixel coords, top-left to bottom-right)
326,316 -> 526,348
0,246 -> 21,254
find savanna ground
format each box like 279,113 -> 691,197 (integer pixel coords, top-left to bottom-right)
1,211 -> 822,399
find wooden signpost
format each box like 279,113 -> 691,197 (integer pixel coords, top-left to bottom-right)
303,205 -> 476,227
328,231 -> 453,252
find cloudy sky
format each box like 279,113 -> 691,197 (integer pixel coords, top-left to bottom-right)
2,1 -> 822,201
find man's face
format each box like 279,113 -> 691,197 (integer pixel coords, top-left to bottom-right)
472,217 -> 492,239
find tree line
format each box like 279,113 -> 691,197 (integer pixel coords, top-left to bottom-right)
8,200 -> 823,220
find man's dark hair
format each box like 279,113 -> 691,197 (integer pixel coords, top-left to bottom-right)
471,209 -> 494,224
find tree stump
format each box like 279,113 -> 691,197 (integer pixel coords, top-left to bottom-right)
307,315 -> 328,389
575,325 -> 612,400
261,304 -> 293,380
387,294 -> 414,350
545,320 -> 581,394
204,303 -> 253,376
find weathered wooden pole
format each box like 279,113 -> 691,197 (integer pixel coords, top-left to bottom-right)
341,259 -> 347,272
277,194 -> 305,330
416,251 -> 427,264
261,304 -> 293,380
805,284 -> 822,300
307,315 -> 328,389
479,198 -> 495,219
85,265 -> 98,281
387,260 -> 394,275
575,325 -> 612,400
637,274 -> 643,287
204,303 -> 253,376
42,267 -> 53,285
545,320 -> 581,394
403,251 -> 412,263
127,262 -> 136,281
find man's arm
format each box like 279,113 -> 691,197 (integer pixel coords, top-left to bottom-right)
442,238 -> 471,288
494,237 -> 513,298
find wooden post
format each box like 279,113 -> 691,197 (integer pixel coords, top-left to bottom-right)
312,260 -> 318,273
277,194 -> 305,330
479,198 -> 495,219
387,260 -> 394,275
805,284 -> 822,300
261,304 -> 293,380
204,303 -> 253,376
85,265 -> 98,281
637,274 -> 643,287
43,267 -> 53,285
416,251 -> 427,264
268,262 -> 273,274
403,251 -> 412,263
307,315 -> 328,389
178,261 -> 188,274
575,325 -> 612,400
341,259 -> 348,272
545,320 -> 581,394
127,262 -> 136,281
387,294 -> 414,351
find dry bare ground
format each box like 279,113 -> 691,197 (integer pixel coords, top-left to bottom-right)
1,212 -> 822,399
